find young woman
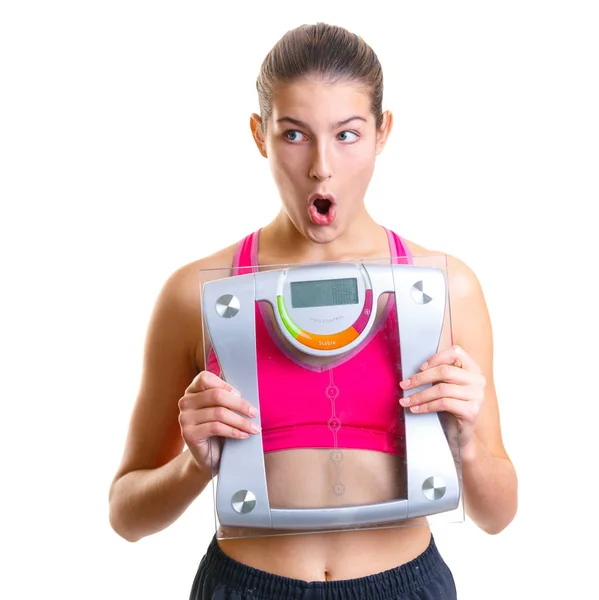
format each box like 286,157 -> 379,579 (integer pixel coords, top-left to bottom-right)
109,23 -> 518,599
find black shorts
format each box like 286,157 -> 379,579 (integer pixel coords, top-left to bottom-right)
189,534 -> 457,600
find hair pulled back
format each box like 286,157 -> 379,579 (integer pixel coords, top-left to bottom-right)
256,23 -> 384,132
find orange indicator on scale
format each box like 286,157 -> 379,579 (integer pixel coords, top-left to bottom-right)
276,289 -> 373,351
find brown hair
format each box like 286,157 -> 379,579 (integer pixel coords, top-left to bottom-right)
256,23 -> 384,132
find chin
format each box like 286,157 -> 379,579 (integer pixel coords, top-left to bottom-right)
302,223 -> 342,245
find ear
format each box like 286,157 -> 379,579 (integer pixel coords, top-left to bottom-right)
375,110 -> 394,155
250,113 -> 268,158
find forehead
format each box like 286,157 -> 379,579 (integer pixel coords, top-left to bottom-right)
270,77 -> 372,125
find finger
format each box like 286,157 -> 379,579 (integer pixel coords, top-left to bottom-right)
183,420 -> 254,444
187,370 -> 241,396
400,382 -> 474,407
191,405 -> 261,436
419,345 -> 481,373
408,396 -> 474,420
400,362 -> 476,391
180,387 -> 258,419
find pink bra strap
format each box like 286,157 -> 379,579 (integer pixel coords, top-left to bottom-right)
233,230 -> 260,274
206,230 -> 260,376
386,228 -> 413,265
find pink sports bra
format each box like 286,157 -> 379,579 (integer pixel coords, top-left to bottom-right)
207,228 -> 413,456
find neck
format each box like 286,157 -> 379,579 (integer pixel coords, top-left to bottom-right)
260,209 -> 391,264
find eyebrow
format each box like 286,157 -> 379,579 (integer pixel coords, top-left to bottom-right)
276,116 -> 367,129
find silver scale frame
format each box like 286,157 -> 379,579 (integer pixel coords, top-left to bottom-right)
202,263 -> 461,530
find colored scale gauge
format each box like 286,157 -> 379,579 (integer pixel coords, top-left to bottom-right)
274,263 -> 376,356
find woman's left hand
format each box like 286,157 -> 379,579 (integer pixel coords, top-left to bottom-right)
399,344 -> 486,450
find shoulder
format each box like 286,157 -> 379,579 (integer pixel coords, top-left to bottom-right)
147,241 -> 240,340
402,237 -> 492,357
141,241 -> 242,372
161,242 -> 239,305
402,237 -> 485,304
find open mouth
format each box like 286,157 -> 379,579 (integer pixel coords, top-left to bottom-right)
313,198 -> 332,215
308,194 -> 337,225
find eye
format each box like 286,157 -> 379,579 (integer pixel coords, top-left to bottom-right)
337,130 -> 359,143
284,130 -> 307,143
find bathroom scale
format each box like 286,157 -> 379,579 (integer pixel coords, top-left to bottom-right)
201,260 -> 461,531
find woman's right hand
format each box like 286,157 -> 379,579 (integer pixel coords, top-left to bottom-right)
178,370 -> 260,474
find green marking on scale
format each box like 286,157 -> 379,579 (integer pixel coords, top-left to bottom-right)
277,295 -> 301,338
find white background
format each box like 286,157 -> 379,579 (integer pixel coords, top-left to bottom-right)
1,1 -> 597,598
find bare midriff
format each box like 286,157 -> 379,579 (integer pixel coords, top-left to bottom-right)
216,448 -> 432,581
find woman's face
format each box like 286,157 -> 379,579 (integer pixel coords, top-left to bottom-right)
251,76 -> 392,244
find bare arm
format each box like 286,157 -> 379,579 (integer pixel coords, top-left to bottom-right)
449,256 -> 518,534
109,450 -> 211,542
108,265 -> 208,542
400,243 -> 518,534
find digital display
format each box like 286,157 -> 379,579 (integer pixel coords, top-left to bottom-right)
290,277 -> 359,308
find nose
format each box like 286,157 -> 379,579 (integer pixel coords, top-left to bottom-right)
308,143 -> 332,181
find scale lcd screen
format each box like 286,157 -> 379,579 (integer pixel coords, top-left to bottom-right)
290,277 -> 359,308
